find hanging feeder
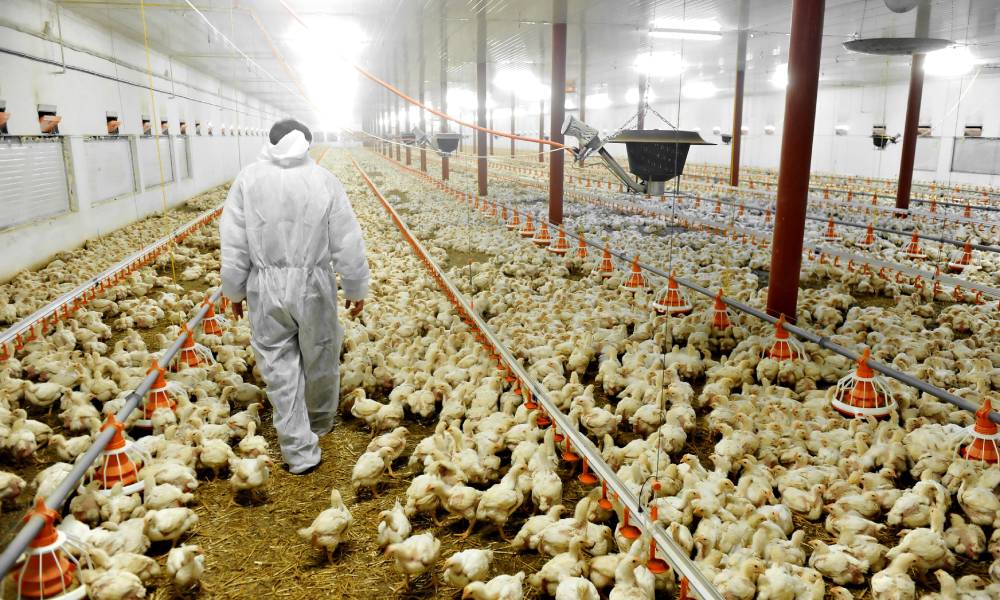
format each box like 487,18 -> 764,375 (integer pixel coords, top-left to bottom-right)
199,300 -> 228,337
831,348 -> 897,419
651,274 -> 691,315
822,217 -> 840,242
520,214 -> 536,238
547,228 -> 570,255
957,398 -> 998,464
533,219 -> 552,247
856,223 -> 876,248
595,244 -> 615,278
903,231 -> 925,259
598,481 -> 613,510
619,506 -> 641,540
578,458 -> 598,485
135,361 -> 184,428
431,132 -> 460,156
709,289 -> 732,330
561,438 -> 580,463
947,241 -> 973,273
765,315 -> 806,362
4,500 -> 89,600
646,538 -> 670,575
574,233 -> 589,258
171,324 -> 214,371
87,415 -> 148,495
506,210 -> 521,231
622,256 -> 647,289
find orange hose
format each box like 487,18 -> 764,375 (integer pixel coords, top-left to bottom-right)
274,0 -> 568,151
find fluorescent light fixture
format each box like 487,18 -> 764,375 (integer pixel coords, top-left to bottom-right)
924,46 -> 975,77
764,124 -> 776,135
633,52 -> 687,77
625,87 -> 657,104
586,92 -> 612,110
770,63 -> 788,89
834,124 -> 850,135
682,81 -> 717,99
493,71 -> 549,101
650,18 -> 721,41
447,88 -> 477,110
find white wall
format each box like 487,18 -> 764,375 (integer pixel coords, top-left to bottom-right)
0,0 -> 282,281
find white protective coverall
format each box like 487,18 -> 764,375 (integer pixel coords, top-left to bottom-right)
220,130 -> 369,473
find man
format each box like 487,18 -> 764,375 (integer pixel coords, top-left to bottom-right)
220,119 -> 370,474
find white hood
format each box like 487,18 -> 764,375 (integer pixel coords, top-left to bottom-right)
264,129 -> 311,167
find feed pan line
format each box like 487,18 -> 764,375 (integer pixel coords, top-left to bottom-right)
0,289 -> 223,578
374,150 -> 1000,426
349,155 -> 724,600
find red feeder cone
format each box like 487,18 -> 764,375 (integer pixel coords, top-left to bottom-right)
652,275 -> 692,315
710,289 -> 732,330
619,507 -> 640,540
595,244 -> 614,278
92,415 -> 145,494
10,500 -> 88,600
766,314 -> 806,362
578,458 -> 598,486
647,538 -> 670,575
831,348 -> 896,419
561,438 -> 579,463
857,223 -> 876,248
520,214 -> 536,238
506,211 -> 520,231
136,362 -> 183,428
547,228 -> 570,255
598,481 -> 612,510
574,233 -> 589,258
948,241 -> 973,273
622,256 -> 647,289
822,217 -> 840,241
903,231 -> 925,259
959,398 -> 998,464
173,324 -> 214,371
200,300 -> 227,336
533,219 -> 552,247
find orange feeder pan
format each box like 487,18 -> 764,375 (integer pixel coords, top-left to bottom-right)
200,300 -> 227,336
765,315 -> 805,362
9,500 -> 88,600
622,256 -> 647,289
595,244 -> 614,278
561,438 -> 579,463
947,242 -> 973,273
831,348 -> 896,419
520,214 -> 536,238
506,211 -> 520,231
533,220 -> 552,247
172,325 -> 214,371
598,481 -> 612,510
578,458 -> 598,486
619,507 -> 641,540
959,398 -> 999,464
651,275 -> 691,315
91,415 -> 145,495
856,223 -> 876,248
574,234 -> 589,258
710,289 -> 732,330
822,217 -> 840,241
546,228 -> 570,255
647,538 -> 670,575
903,231 -> 925,259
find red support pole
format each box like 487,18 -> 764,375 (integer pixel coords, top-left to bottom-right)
510,95 -> 516,156
476,9 -> 488,198
538,100 -> 545,162
895,53 -> 925,213
729,0 -> 749,188
549,0 -> 567,226
765,0 -> 825,322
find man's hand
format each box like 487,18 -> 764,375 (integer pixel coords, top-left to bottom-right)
230,299 -> 245,320
346,299 -> 365,317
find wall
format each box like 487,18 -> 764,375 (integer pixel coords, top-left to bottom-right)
0,0 -> 282,281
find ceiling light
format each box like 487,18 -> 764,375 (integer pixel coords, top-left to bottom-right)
770,63 -> 788,89
633,52 -> 687,77
493,71 -> 549,101
650,18 -> 721,41
586,92 -> 612,110
447,88 -> 477,110
924,46 -> 975,77
625,87 -> 657,104
682,81 -> 717,99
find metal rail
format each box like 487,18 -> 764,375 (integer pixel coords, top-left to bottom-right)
0,289 -> 223,578
375,150 -> 999,426
350,155 -> 724,600
0,204 -> 224,359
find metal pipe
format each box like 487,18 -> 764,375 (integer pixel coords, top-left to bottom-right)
476,8 -> 488,198
549,0 -> 567,226
729,0 -> 749,187
352,156 -> 724,600
766,0 -> 826,322
895,53 -> 925,213
0,290 -> 222,578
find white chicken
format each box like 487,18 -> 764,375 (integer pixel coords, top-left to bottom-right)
298,488 -> 353,562
443,548 -> 493,588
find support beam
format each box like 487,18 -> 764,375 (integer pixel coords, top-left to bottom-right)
579,21 -> 587,122
418,11 -> 427,172
403,31 -> 412,166
538,102 -> 545,162
439,0 -> 449,181
476,8 -> 488,197
393,49 -> 401,162
896,2 -> 930,213
636,0 -> 650,130
510,94 -> 516,156
729,0 -> 749,187
549,0 -> 567,226
765,0 -> 825,322
489,109 -> 494,155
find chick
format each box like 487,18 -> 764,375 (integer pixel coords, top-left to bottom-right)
298,488 -> 353,562
167,544 -> 205,591
351,447 -> 393,498
237,421 -> 269,457
366,426 -> 408,475
443,548 -> 493,588
229,455 -> 273,502
144,507 -> 198,545
377,499 -> 412,549
81,569 -> 146,600
386,531 -> 441,591
462,571 -> 526,600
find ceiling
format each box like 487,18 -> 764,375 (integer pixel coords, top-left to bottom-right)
59,0 -> 1000,129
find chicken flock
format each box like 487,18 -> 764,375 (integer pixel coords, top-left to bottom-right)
0,147 -> 997,600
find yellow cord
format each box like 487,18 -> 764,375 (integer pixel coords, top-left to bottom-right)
139,0 -> 178,283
